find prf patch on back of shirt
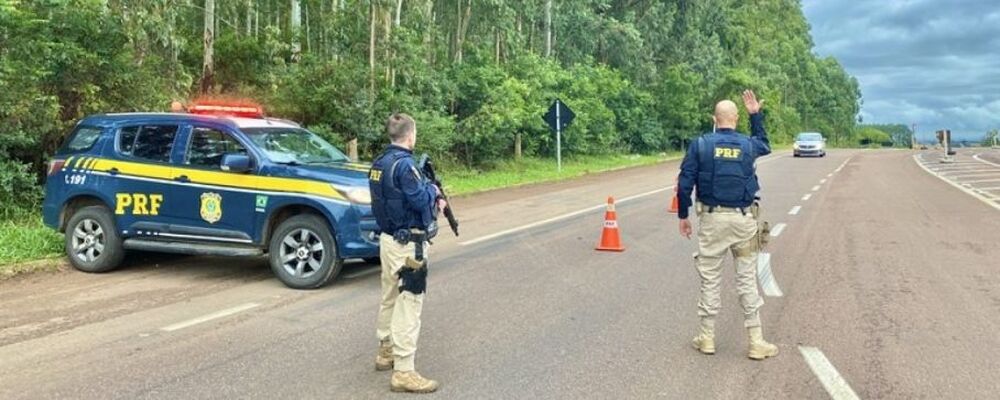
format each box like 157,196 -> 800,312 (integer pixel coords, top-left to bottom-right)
714,146 -> 742,160
369,169 -> 383,182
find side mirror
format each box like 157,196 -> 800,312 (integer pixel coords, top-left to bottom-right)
221,154 -> 252,173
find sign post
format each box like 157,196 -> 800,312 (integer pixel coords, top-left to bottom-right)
543,99 -> 575,173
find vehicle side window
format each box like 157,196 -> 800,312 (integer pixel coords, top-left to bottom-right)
118,126 -> 139,154
118,125 -> 179,163
61,126 -> 103,153
185,127 -> 248,170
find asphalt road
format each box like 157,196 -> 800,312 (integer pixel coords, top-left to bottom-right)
3,148 -> 1000,399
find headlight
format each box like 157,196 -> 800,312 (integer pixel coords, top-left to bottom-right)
334,185 -> 371,204
793,143 -> 800,150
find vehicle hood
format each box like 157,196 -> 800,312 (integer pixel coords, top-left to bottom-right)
795,140 -> 825,146
269,162 -> 371,188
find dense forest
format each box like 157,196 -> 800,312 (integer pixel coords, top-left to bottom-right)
1,0 -> 862,218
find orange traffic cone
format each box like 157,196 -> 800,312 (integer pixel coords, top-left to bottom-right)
668,186 -> 679,213
596,196 -> 625,252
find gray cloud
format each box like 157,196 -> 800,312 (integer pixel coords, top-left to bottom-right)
802,0 -> 1000,140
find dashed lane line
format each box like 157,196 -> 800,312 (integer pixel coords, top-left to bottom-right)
458,154 -> 790,246
789,206 -> 801,215
769,223 -> 786,237
160,303 -> 261,332
799,346 -> 862,400
802,194 -> 813,201
458,186 -> 671,246
811,185 -> 821,191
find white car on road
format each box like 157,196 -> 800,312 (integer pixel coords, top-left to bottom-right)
794,132 -> 827,157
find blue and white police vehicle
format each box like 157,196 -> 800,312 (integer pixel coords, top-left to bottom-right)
42,103 -> 379,289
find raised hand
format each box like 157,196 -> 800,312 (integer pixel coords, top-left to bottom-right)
742,90 -> 764,114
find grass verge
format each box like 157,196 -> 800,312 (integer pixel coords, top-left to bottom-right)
444,153 -> 680,196
0,217 -> 64,279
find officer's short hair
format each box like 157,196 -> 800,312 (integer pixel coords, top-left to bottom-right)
386,113 -> 415,143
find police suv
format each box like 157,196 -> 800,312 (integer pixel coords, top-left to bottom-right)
42,103 -> 380,289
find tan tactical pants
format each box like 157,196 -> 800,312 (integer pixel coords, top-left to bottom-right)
376,233 -> 428,372
695,206 -> 764,328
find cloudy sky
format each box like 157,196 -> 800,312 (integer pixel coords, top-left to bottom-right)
802,0 -> 1000,140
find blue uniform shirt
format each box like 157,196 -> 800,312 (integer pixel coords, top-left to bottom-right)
677,113 -> 771,219
369,145 -> 437,233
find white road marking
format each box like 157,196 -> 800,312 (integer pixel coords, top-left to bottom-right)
789,206 -> 801,215
913,155 -> 1000,212
458,153 -> 787,246
161,303 -> 260,332
973,153 -> 1000,168
820,178 -> 827,184
343,266 -> 381,279
811,185 -> 821,191
770,223 -> 786,237
802,194 -> 813,201
930,163 -> 987,169
827,173 -> 833,178
935,165 -> 993,171
978,186 -> 1000,191
459,186 -> 671,246
833,158 -> 850,173
756,253 -> 783,297
960,178 -> 1000,184
799,346 -> 862,400
941,169 -> 1000,179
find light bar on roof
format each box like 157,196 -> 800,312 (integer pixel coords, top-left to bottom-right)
188,103 -> 264,118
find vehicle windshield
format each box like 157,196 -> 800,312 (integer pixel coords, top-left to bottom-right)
797,133 -> 823,141
243,127 -> 349,164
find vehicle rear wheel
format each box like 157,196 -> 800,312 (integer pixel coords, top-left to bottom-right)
65,206 -> 125,273
268,214 -> 342,289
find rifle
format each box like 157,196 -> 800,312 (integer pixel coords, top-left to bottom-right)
417,154 -> 459,236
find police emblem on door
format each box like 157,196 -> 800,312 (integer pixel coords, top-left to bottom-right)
200,192 -> 223,224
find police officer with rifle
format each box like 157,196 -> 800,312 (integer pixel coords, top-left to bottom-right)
677,90 -> 779,361
369,113 -> 452,393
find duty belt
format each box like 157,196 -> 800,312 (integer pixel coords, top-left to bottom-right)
393,228 -> 428,264
706,205 -> 747,215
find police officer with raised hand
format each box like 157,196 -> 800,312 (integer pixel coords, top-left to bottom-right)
369,113 -> 445,393
677,90 -> 778,360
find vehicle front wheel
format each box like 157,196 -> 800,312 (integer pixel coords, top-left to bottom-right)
268,214 -> 342,289
65,206 -> 125,273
